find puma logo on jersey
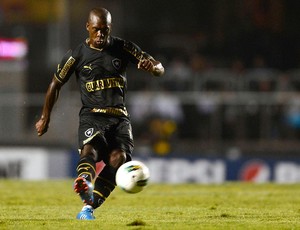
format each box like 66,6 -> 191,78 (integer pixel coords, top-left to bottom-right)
83,64 -> 92,70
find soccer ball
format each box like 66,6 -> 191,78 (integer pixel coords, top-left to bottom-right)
116,160 -> 150,194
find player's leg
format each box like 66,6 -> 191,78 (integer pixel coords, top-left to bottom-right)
74,143 -> 99,220
92,149 -> 128,209
74,115 -> 107,220
76,144 -> 98,181
76,145 -> 123,219
74,143 -> 98,205
74,115 -> 106,205
92,117 -> 133,209
75,140 -> 112,220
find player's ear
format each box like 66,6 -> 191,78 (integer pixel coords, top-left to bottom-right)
86,22 -> 89,31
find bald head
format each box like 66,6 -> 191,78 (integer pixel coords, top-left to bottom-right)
86,7 -> 112,49
88,7 -> 112,25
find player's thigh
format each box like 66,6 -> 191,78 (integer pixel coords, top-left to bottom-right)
78,115 -> 108,160
107,118 -> 134,160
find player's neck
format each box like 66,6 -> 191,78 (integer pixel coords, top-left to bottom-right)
86,37 -> 110,51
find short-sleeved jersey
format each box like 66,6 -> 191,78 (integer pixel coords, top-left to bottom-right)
54,36 -> 152,116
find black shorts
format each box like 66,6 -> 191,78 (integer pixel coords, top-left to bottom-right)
78,113 -> 134,163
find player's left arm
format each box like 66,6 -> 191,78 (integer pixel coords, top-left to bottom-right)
138,57 -> 164,77
123,40 -> 164,77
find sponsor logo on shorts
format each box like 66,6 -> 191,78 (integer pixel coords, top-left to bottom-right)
85,128 -> 94,137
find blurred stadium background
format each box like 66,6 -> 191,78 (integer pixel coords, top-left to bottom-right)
1,0 -> 300,183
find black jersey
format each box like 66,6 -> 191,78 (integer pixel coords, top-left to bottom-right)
54,36 -> 151,116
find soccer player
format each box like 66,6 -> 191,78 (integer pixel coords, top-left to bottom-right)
35,7 -> 164,220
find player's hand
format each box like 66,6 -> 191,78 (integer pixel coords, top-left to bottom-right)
35,117 -> 49,136
138,59 -> 164,77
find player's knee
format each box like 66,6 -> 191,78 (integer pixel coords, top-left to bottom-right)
109,150 -> 126,169
81,144 -> 98,161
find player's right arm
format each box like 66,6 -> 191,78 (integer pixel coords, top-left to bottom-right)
35,76 -> 63,136
35,48 -> 78,136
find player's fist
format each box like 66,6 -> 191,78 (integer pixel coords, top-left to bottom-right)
35,117 -> 49,136
138,59 -> 164,77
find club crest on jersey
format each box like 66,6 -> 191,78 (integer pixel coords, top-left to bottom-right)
112,58 -> 121,70
85,128 -> 94,137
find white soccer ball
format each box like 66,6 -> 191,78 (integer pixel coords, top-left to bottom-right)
116,160 -> 150,194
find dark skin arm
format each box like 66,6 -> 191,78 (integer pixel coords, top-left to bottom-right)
138,58 -> 164,77
35,76 -> 63,136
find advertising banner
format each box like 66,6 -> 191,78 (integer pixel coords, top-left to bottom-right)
2,147 -> 299,183
0,147 -> 70,180
136,156 -> 300,184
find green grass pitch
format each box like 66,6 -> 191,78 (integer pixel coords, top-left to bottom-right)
0,180 -> 299,229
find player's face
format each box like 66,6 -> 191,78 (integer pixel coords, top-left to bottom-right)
87,15 -> 111,49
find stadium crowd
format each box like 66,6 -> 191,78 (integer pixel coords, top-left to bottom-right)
126,52 -> 300,155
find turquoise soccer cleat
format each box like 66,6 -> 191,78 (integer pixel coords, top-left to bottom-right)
76,205 -> 95,220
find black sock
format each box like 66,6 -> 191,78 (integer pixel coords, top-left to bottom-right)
76,156 -> 96,182
92,166 -> 116,209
